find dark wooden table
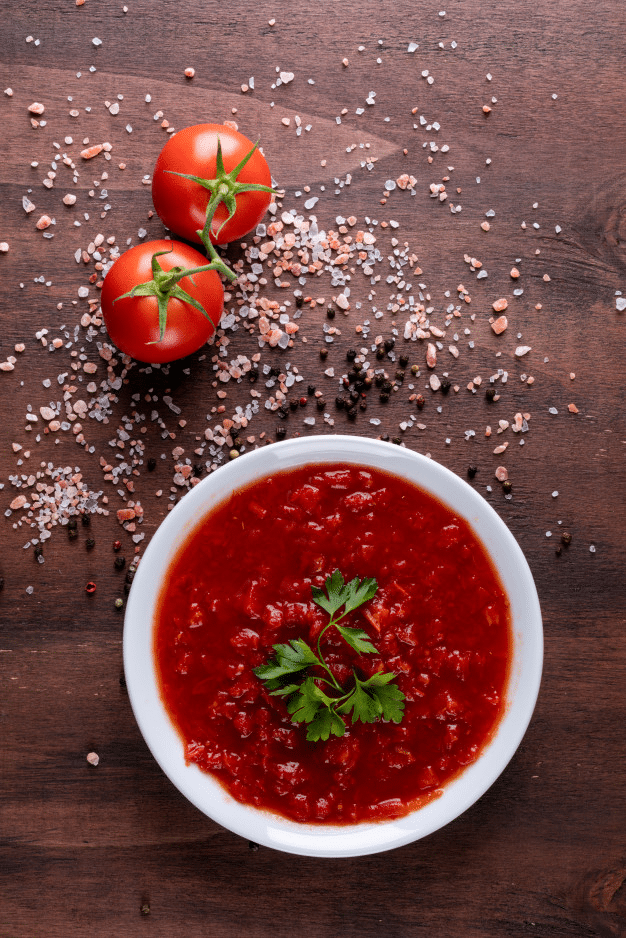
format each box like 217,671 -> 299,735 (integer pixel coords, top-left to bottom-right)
1,1 -> 625,936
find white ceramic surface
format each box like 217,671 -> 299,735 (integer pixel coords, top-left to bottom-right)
123,435 -> 543,858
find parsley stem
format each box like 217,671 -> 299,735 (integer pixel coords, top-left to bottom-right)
315,619 -> 342,691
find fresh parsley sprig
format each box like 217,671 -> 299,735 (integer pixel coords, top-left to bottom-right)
253,570 -> 405,742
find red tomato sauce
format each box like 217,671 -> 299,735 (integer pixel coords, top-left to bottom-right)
154,463 -> 512,825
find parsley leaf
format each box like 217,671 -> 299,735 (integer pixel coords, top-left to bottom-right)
341,575 -> 378,616
306,705 -> 347,742
310,568 -> 348,616
286,678 -> 347,741
253,570 -> 405,742
358,671 -> 406,724
253,637 -> 320,683
334,624 -> 378,655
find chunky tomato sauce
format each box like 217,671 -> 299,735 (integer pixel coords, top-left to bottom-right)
154,463 -> 512,825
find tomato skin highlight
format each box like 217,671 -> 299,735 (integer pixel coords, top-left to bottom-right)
101,240 -> 223,364
151,124 -> 273,245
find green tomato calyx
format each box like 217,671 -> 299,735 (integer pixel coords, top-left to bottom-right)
166,136 -> 276,252
112,247 -> 227,345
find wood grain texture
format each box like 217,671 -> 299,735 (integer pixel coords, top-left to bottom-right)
1,1 -> 625,936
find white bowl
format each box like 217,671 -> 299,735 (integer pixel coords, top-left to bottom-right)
123,435 -> 543,858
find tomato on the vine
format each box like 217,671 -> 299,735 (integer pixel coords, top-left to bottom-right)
151,123 -> 274,249
101,239 -> 224,364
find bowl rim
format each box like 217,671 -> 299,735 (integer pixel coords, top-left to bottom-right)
123,434 -> 543,858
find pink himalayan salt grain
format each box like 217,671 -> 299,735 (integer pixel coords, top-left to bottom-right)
492,298 -> 508,312
495,466 -> 509,482
81,145 -> 103,160
117,508 -> 136,522
491,316 -> 508,335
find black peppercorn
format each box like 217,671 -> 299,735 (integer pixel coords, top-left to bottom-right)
81,513 -> 91,527
307,384 -> 316,395
399,354 -> 409,368
359,398 -> 367,411
114,556 -> 126,570
147,457 -> 157,471
0,577 -> 4,591
485,387 -> 497,401
86,538 -> 96,551
376,347 -> 385,360
502,480 -> 512,494
316,398 -> 326,411
380,392 -> 390,403
68,527 -> 78,540
248,367 -> 258,383
295,295 -> 303,308
383,337 -> 395,352
319,348 -> 328,360
34,545 -> 44,558
440,378 -> 451,394
326,307 -> 335,319
347,407 -> 357,421
375,374 -> 384,388
561,532 -> 572,546
468,465 -> 478,479
335,396 -> 345,409
275,426 -> 286,439
396,370 -> 405,382
346,349 -> 357,362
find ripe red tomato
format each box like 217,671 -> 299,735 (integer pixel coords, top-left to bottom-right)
151,123 -> 273,246
101,240 -> 223,364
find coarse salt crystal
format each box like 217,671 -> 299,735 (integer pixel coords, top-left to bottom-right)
491,316 -> 508,335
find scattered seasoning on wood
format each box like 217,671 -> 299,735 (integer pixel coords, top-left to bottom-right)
0,31 -> 593,577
